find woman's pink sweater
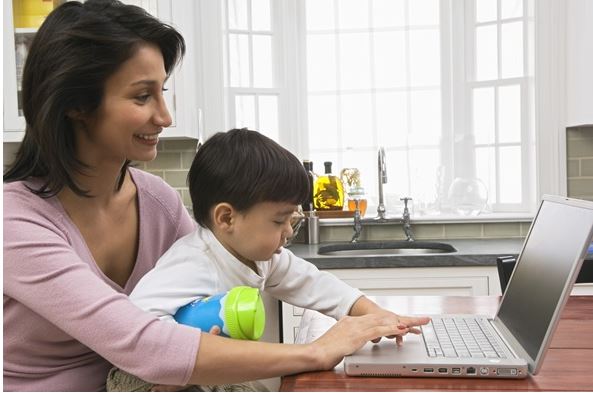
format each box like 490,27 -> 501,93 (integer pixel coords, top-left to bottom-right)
3,168 -> 199,391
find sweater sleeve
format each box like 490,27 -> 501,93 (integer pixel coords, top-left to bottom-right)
263,249 -> 364,320
3,198 -> 200,385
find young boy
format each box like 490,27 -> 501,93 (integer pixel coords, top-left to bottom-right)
108,129 -> 428,391
130,128 -> 366,323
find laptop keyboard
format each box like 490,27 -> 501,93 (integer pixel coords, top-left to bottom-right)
421,317 -> 507,359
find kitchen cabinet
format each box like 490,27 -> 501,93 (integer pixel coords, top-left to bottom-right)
281,266 -> 500,344
280,266 -> 593,344
3,0 -> 201,142
565,0 -> 593,127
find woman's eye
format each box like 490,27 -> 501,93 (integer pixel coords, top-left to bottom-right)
136,94 -> 151,103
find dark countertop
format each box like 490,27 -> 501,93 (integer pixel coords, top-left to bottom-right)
287,238 -> 526,269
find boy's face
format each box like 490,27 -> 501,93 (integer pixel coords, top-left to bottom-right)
223,201 -> 299,263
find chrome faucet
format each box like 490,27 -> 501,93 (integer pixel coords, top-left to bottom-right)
350,147 -> 416,242
351,200 -> 363,243
377,147 -> 387,220
400,197 -> 415,241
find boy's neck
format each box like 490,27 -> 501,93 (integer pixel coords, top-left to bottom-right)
209,227 -> 259,273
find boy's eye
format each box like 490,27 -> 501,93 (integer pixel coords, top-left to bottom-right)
273,221 -> 285,226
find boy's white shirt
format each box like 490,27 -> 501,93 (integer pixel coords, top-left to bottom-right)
130,225 -> 364,322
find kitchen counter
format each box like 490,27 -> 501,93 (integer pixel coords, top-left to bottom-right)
287,238 -> 526,269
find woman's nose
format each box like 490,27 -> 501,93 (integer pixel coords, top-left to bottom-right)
153,97 -> 172,128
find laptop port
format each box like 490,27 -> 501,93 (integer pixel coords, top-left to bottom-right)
480,367 -> 489,375
423,368 -> 434,373
438,368 -> 448,374
496,368 -> 518,376
411,368 -> 418,372
451,368 -> 461,375
466,367 -> 477,375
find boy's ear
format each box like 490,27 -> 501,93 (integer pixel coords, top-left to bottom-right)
212,203 -> 236,231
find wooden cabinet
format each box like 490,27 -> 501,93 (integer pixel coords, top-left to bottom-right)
3,0 -> 201,141
565,0 -> 593,127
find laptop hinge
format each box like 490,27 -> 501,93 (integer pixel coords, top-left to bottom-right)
489,317 -> 535,372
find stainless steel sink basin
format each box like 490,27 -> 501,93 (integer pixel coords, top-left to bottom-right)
317,241 -> 456,256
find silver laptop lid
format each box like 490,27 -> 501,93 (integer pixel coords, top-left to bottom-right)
493,195 -> 593,374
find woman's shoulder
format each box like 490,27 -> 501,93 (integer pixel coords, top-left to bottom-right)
4,179 -> 56,211
4,179 -> 65,229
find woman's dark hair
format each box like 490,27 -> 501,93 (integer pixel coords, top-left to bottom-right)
188,129 -> 309,228
3,0 -> 185,197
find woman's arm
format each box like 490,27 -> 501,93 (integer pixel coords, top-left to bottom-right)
188,312 -> 408,385
3,196 -> 199,385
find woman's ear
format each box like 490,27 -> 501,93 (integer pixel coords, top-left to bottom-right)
66,109 -> 85,121
66,108 -> 90,130
211,203 -> 236,232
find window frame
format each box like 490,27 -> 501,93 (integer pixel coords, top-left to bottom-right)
199,0 -> 567,220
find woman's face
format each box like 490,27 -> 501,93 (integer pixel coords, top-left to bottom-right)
77,43 -> 172,164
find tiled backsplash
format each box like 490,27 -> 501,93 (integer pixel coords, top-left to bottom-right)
310,221 -> 530,243
567,126 -> 593,201
13,133 -> 593,240
137,139 -> 199,210
3,140 -> 198,210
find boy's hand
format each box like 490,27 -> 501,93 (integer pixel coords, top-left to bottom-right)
208,325 -> 221,336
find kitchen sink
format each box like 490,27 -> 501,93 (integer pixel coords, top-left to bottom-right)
317,241 -> 457,256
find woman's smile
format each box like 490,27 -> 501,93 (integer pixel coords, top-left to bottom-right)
134,132 -> 160,146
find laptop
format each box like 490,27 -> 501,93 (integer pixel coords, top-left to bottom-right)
344,195 -> 593,379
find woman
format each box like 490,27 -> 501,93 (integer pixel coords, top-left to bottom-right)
4,1 -> 427,391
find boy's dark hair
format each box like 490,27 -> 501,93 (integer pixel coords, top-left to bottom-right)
3,0 -> 185,197
188,129 -> 309,227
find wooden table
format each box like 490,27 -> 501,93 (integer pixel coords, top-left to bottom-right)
280,296 -> 593,391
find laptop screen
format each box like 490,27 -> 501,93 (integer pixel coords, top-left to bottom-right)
497,197 -> 593,361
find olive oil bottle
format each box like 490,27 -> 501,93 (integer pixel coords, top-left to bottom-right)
313,161 -> 344,210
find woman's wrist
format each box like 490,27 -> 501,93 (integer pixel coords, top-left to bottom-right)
302,342 -> 329,371
349,296 -> 384,317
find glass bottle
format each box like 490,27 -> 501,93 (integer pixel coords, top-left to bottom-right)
347,186 -> 368,216
301,160 -> 315,212
313,161 -> 344,210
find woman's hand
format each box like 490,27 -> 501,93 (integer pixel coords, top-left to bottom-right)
369,309 -> 430,345
348,296 -> 430,345
308,313 -> 415,370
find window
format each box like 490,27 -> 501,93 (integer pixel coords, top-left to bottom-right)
224,0 -> 280,142
221,0 -> 535,217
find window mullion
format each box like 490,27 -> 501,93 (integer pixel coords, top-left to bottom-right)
404,0 -> 412,194
247,0 -> 254,88
333,0 -> 343,168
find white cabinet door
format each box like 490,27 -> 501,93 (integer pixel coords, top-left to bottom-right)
566,0 -> 593,127
3,0 -> 27,142
281,266 -> 501,344
3,0 -> 201,141
144,0 -> 202,140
